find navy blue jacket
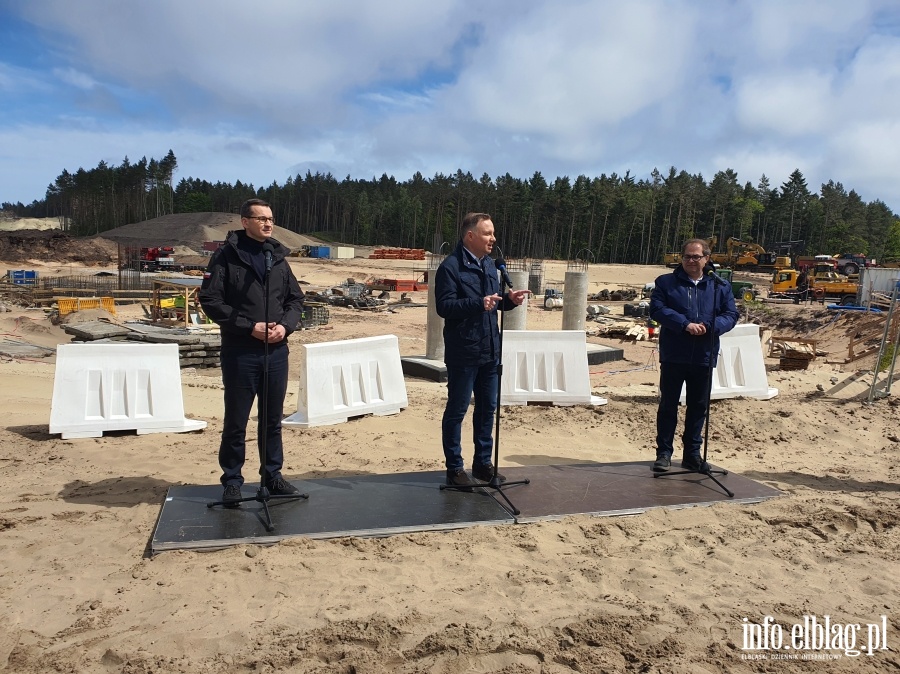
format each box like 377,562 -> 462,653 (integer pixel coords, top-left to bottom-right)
435,241 -> 515,366
649,266 -> 739,367
199,230 -> 305,349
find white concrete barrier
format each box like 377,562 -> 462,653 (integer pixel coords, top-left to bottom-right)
679,323 -> 778,402
50,343 -> 207,439
501,330 -> 606,406
284,335 -> 408,427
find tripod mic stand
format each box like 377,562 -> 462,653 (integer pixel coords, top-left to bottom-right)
654,267 -> 733,498
209,241 -> 308,530
440,251 -> 530,518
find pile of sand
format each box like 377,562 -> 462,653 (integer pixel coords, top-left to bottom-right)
97,212 -> 321,252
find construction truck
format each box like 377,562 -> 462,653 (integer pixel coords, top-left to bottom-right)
129,246 -> 176,272
770,268 -> 858,305
833,253 -> 875,276
663,236 -> 717,268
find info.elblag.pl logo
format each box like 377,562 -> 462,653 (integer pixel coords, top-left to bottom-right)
740,615 -> 890,660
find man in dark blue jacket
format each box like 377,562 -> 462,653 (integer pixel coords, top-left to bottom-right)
435,212 -> 530,487
649,238 -> 739,473
199,198 -> 305,506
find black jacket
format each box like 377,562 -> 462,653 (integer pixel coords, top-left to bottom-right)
198,230 -> 305,348
434,241 -> 515,366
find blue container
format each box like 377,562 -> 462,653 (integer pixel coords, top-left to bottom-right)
309,246 -> 330,259
10,270 -> 38,286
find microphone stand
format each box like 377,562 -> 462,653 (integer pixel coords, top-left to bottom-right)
209,242 -> 308,530
441,251 -> 530,519
654,266 -> 733,497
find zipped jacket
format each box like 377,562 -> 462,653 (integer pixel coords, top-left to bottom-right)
199,230 -> 305,348
649,265 -> 739,367
435,241 -> 515,366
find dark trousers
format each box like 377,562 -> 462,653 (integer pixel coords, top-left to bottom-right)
218,345 -> 289,486
655,361 -> 712,459
442,360 -> 498,471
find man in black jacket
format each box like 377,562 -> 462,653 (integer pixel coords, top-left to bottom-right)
199,198 -> 305,506
434,212 -> 530,488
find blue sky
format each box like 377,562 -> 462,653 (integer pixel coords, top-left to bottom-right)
2,0 -> 900,212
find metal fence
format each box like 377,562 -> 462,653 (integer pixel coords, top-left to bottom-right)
41,272 -> 156,292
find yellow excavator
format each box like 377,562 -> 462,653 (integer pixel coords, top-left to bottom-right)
710,237 -> 791,272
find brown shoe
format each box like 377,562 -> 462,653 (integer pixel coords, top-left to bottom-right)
446,469 -> 474,490
472,464 -> 506,482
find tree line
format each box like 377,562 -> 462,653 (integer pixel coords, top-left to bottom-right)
4,151 -> 900,264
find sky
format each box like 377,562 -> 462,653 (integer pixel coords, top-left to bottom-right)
2,0 -> 900,212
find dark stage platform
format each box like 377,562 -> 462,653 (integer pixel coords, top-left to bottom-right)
151,463 -> 781,553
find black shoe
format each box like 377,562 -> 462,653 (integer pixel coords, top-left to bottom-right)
267,477 -> 300,496
652,455 -> 672,472
222,484 -> 242,508
681,455 -> 706,472
446,469 -> 474,490
472,464 -> 506,482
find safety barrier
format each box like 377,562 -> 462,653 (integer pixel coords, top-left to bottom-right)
284,335 -> 408,427
56,296 -> 117,316
680,323 -> 778,402
500,330 -> 606,406
50,343 -> 207,439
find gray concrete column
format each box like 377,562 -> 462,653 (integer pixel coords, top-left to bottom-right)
562,270 -> 588,331
503,270 -> 529,331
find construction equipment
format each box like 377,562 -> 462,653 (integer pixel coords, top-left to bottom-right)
833,253 -> 875,276
770,268 -> 858,305
134,246 -> 176,272
714,269 -> 757,302
712,237 -> 791,272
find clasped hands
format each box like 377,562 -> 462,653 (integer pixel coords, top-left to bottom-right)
252,322 -> 287,343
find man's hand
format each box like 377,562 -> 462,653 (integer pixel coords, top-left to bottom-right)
685,322 -> 707,336
483,294 -> 502,311
252,322 -> 287,343
508,289 -> 531,306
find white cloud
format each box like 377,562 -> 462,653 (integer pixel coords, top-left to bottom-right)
52,67 -> 97,90
3,0 -> 900,211
734,70 -> 833,135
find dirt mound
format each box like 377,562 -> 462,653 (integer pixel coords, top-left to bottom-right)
0,215 -> 63,231
98,212 -> 318,251
0,229 -> 117,264
0,213 -> 324,264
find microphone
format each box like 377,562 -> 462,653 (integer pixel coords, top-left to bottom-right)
262,241 -> 274,272
705,263 -> 726,286
494,248 -> 514,289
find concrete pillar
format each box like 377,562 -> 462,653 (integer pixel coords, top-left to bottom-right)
562,270 -> 588,331
425,281 -> 444,360
503,270 -> 529,331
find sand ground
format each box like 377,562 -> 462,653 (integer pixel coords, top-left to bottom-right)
0,256 -> 897,673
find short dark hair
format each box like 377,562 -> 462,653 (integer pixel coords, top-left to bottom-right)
461,212 -> 492,237
240,198 -> 271,219
682,238 -> 711,256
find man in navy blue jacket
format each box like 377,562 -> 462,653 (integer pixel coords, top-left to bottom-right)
649,238 -> 739,473
435,212 -> 530,488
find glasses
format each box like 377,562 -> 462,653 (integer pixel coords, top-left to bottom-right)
683,254 -> 707,261
245,215 -> 275,225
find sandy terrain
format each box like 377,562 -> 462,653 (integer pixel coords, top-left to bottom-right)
0,253 -> 897,673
